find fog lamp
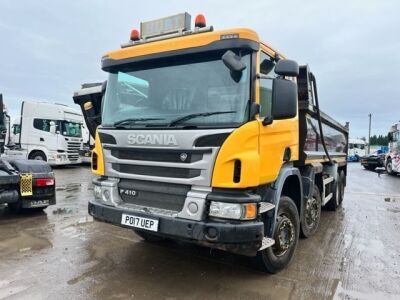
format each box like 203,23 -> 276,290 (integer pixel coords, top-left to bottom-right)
93,185 -> 102,201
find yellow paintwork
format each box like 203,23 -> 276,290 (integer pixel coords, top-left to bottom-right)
212,121 -> 260,188
102,25 -> 298,188
104,28 -> 260,61
92,130 -> 105,176
212,48 -> 298,188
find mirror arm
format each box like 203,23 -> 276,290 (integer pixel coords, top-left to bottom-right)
249,102 -> 260,120
256,73 -> 275,80
262,116 -> 273,126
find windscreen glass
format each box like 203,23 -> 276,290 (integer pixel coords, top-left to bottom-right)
102,51 -> 252,128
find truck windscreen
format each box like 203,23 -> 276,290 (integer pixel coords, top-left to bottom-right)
102,52 -> 251,128
61,121 -> 82,137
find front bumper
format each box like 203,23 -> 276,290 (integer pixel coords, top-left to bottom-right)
88,200 -> 264,255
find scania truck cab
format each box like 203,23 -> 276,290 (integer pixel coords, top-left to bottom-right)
6,101 -> 84,165
75,13 -> 348,273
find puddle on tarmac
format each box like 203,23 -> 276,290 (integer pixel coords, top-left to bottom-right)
0,231 -> 52,256
333,281 -> 399,300
56,183 -> 82,191
384,197 -> 398,202
52,207 -> 77,215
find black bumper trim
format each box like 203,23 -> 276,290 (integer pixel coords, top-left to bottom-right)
88,201 -> 264,244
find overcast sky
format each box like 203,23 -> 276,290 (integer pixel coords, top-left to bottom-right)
0,0 -> 399,138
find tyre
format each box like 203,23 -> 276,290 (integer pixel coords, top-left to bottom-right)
300,185 -> 321,238
133,230 -> 165,242
326,171 -> 345,211
326,178 -> 339,211
29,151 -> 47,161
386,159 -> 396,175
338,171 -> 345,205
254,196 -> 300,273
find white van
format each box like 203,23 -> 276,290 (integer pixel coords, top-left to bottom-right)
6,101 -> 84,165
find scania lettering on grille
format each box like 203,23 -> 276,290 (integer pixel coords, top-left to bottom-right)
127,134 -> 178,146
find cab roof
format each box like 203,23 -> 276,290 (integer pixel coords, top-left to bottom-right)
102,28 -> 285,68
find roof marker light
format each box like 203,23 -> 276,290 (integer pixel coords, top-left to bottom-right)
195,14 -> 206,28
130,29 -> 140,41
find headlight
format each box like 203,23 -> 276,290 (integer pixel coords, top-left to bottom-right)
209,202 -> 257,220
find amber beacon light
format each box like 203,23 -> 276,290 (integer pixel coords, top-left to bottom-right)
195,14 -> 206,28
130,29 -> 140,41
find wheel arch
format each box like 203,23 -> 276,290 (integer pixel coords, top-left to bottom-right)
263,165 -> 303,237
28,149 -> 47,160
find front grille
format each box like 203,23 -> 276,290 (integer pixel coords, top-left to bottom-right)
106,146 -> 210,163
112,163 -> 201,179
67,142 -> 81,161
118,179 -> 190,211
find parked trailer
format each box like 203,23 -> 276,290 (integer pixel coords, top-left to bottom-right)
5,101 -> 84,166
74,13 -> 348,273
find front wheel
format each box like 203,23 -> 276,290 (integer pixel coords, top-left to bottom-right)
254,196 -> 300,273
300,185 -> 321,238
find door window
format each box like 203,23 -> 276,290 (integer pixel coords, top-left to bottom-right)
259,52 -> 277,118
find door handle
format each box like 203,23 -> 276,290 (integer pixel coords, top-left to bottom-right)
40,137 -> 44,142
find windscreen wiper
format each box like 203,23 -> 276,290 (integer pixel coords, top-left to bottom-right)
114,117 -> 164,127
168,111 -> 236,127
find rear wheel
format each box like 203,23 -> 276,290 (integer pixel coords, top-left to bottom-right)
386,159 -> 396,175
133,230 -> 165,242
254,196 -> 299,273
300,185 -> 321,238
29,151 -> 47,161
326,171 -> 345,210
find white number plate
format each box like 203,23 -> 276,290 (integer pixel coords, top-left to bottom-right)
30,200 -> 49,207
121,214 -> 159,232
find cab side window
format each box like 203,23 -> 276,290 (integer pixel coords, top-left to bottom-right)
33,119 -> 53,132
259,52 -> 277,118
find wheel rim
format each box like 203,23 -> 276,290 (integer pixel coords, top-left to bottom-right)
305,196 -> 319,228
34,156 -> 44,161
387,162 -> 392,173
273,214 -> 295,257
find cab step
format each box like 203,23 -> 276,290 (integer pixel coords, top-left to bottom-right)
259,237 -> 275,251
259,202 -> 275,213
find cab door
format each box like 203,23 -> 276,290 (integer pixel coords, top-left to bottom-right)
256,51 -> 299,185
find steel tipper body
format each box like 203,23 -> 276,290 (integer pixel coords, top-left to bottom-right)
78,13 -> 348,273
386,123 -> 400,175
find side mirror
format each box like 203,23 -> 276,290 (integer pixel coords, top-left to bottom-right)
263,78 -> 297,125
275,59 -> 299,77
222,50 -> 247,73
49,121 -> 56,134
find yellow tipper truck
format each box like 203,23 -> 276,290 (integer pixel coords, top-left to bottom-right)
74,13 -> 348,272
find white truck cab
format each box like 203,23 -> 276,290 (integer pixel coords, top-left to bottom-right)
6,101 -> 84,165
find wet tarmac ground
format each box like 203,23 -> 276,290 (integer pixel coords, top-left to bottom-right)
0,164 -> 399,299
